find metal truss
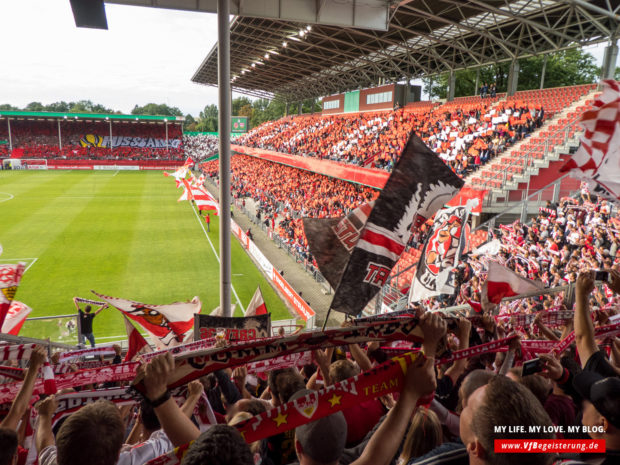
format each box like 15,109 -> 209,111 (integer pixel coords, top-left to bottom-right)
191,1 -> 620,101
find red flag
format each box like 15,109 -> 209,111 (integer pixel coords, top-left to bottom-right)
484,261 -> 544,304
124,316 -> 153,362
245,287 -> 268,316
1,301 -> 32,335
0,263 -> 26,330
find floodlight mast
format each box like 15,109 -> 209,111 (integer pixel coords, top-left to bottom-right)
218,0 -> 232,318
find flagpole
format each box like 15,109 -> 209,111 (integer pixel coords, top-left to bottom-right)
217,0 -> 232,318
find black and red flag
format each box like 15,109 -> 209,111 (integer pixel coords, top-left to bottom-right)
304,134 -> 464,316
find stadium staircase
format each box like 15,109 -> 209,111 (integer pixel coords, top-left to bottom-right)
467,84 -> 598,212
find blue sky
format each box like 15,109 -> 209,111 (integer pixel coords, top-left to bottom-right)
0,0 -> 610,117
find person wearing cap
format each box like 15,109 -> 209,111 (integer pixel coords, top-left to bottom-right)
573,371 -> 620,464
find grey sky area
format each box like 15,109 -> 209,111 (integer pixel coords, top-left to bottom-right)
0,0 -> 609,117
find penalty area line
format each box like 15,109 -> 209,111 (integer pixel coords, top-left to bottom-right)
190,205 -> 245,313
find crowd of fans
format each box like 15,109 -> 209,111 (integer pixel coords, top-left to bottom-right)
237,101 -> 544,178
182,134 -> 219,162
0,120 -> 185,161
202,154 -> 378,267
1,270 -> 620,465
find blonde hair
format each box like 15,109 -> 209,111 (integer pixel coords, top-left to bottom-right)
399,407 -> 442,464
228,412 -> 261,456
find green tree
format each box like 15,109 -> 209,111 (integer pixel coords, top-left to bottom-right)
25,102 -> 45,111
0,104 -> 19,111
132,103 -> 183,117
183,114 -> 196,131
45,101 -> 70,112
232,97 -> 252,116
424,48 -> 599,99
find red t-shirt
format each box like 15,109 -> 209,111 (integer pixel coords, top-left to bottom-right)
341,399 -> 386,447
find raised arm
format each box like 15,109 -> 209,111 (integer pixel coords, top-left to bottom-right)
142,353 -> 200,446
574,271 -> 598,369
351,356 -> 437,465
0,346 -> 47,430
35,395 -> 58,454
444,317 -> 471,383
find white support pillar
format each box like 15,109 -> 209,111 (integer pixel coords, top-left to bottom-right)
109,120 -> 113,154
7,118 -> 12,151
218,0 -> 232,318
600,38 -> 619,83
58,120 -> 62,150
474,69 -> 480,96
165,120 -> 169,152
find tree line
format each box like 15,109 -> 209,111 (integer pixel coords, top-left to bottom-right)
1,49 -> 616,133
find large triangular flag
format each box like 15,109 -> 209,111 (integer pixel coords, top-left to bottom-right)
123,316 -> 153,362
245,287 -> 268,316
1,301 -> 32,335
560,80 -> 620,201
484,261 -> 544,304
93,291 -> 201,349
0,263 -> 26,330
409,204 -> 471,303
305,134 -> 464,315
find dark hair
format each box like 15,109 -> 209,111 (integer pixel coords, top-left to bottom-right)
472,376 -> 554,465
277,372 -> 306,403
181,425 -> 253,465
460,369 -> 494,406
56,400 -> 124,465
85,305 -> 92,313
0,428 -> 18,465
140,399 -> 161,432
519,374 -> 552,407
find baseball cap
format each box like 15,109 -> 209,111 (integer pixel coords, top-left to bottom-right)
573,371 -> 620,429
291,389 -> 347,463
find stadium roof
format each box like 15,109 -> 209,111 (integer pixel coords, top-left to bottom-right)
189,0 -> 620,100
0,110 -> 184,122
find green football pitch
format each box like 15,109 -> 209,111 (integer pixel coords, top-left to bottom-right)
0,170 -> 291,343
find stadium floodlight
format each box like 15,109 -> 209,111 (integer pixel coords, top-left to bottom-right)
264,53 -> 269,59
306,25 -> 312,31
252,63 -> 256,67
299,29 -> 305,37
282,41 -> 287,48
241,70 -> 246,74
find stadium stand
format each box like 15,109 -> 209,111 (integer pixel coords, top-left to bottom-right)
0,117 -> 184,162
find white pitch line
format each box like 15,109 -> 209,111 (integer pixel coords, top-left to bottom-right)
0,192 -> 15,203
24,257 -> 38,273
112,170 -> 119,177
190,205 -> 245,313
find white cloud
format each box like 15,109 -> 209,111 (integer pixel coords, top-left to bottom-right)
0,0 -> 220,115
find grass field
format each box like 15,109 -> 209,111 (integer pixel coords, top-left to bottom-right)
0,170 -> 291,343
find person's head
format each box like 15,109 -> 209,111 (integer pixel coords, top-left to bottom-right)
458,369 -> 494,411
519,374 -> 552,407
328,359 -> 359,384
56,400 -> 124,465
574,371 -> 620,441
181,424 -> 253,465
226,398 -> 267,422
85,305 -> 92,313
399,407 -> 442,463
460,375 -> 555,465
268,368 -> 305,405
292,391 -> 347,465
0,428 -> 18,465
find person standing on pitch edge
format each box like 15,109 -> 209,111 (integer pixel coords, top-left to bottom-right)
205,212 -> 211,232
73,298 -> 107,347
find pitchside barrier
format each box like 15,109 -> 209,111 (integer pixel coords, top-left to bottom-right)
230,219 -> 316,327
